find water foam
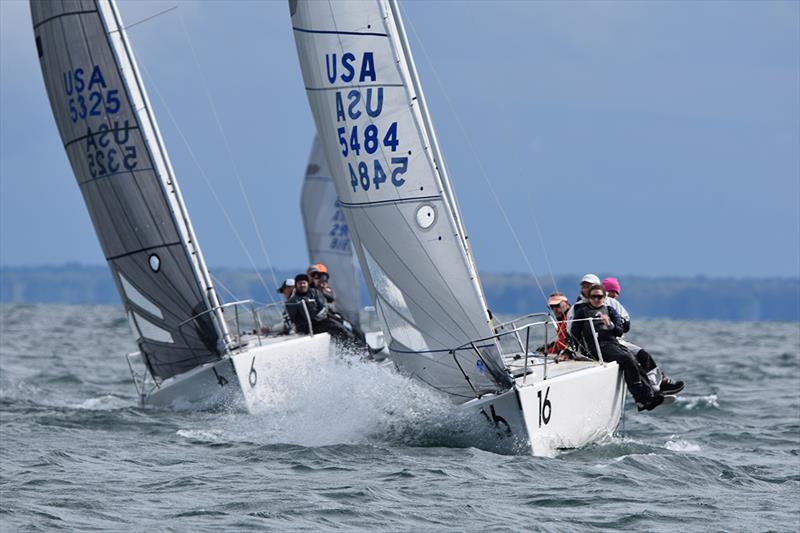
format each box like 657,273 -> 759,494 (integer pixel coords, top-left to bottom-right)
676,394 -> 719,410
664,439 -> 702,452
214,351 -> 459,449
74,395 -> 130,411
176,429 -> 225,442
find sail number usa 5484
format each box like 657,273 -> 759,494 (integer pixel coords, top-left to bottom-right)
326,51 -> 409,193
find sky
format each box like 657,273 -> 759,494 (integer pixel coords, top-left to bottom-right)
1,0 -> 798,279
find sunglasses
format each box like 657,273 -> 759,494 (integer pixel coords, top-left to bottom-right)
589,294 -> 605,300
549,304 -> 562,310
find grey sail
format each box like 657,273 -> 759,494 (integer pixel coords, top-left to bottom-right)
31,0 -> 229,381
290,0 -> 510,400
301,136 -> 360,326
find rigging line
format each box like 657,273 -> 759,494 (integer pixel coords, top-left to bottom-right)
116,5 -> 178,32
528,193 -> 559,292
400,5 -> 550,304
136,60 -> 277,304
177,12 -> 280,301
210,273 -> 240,303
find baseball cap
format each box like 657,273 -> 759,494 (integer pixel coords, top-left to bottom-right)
277,278 -> 295,293
580,274 -> 601,285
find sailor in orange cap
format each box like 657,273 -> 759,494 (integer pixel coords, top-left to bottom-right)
308,263 -> 333,303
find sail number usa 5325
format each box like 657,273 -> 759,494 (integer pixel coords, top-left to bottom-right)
63,65 -> 139,178
326,52 -> 408,193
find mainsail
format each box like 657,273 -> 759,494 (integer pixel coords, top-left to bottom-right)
31,0 -> 229,380
301,136 -> 361,327
290,0 -> 510,399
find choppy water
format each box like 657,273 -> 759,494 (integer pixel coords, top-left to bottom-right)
1,304 -> 798,532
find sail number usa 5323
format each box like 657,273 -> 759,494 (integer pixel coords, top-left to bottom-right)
326,52 -> 408,193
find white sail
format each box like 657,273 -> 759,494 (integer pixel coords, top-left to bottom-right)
301,136 -> 361,326
290,0 -> 510,399
31,0 -> 230,380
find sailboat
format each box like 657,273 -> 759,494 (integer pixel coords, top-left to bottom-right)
300,136 -> 361,328
300,136 -> 388,354
289,0 -> 625,455
30,0 -> 333,411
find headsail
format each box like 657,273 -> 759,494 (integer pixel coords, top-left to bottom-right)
290,0 -> 510,400
31,0 -> 229,380
301,136 -> 361,326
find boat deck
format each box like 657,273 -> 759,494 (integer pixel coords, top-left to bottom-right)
505,354 -> 606,385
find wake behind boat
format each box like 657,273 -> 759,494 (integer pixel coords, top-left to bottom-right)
30,0 -> 334,412
289,0 -> 626,455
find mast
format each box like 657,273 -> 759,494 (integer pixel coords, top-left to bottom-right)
386,0 -> 492,325
101,0 -> 231,349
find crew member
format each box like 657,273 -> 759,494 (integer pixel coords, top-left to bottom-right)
570,284 -> 666,411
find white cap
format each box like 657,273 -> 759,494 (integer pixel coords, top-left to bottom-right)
277,278 -> 296,293
580,273 -> 601,285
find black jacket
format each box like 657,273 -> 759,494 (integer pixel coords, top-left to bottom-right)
286,287 -> 328,333
569,301 -> 624,358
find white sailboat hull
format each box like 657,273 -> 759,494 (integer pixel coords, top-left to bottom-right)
463,361 -> 625,456
141,334 -> 333,412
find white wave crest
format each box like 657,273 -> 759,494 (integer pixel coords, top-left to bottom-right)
75,395 -> 130,410
176,429 -> 224,442
664,439 -> 702,452
676,394 -> 719,409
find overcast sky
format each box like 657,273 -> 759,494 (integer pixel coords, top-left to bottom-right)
1,0 -> 798,278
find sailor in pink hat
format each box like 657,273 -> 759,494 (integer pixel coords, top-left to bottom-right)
602,276 -> 685,396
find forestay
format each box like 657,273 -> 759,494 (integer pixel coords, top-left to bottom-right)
31,0 -> 228,381
290,0 -> 510,399
301,136 -> 361,327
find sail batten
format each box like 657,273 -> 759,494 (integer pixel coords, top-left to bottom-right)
32,0 -> 228,380
291,0 -> 507,400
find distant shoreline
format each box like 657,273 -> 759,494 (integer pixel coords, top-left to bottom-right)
1,264 -> 798,322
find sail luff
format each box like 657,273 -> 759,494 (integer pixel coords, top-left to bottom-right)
100,0 -> 230,350
386,0 -> 492,325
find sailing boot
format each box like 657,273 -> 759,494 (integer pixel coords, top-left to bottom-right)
637,393 -> 665,412
660,376 -> 685,395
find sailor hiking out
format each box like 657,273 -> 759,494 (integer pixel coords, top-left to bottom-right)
602,277 -> 685,395
570,284 -> 669,411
